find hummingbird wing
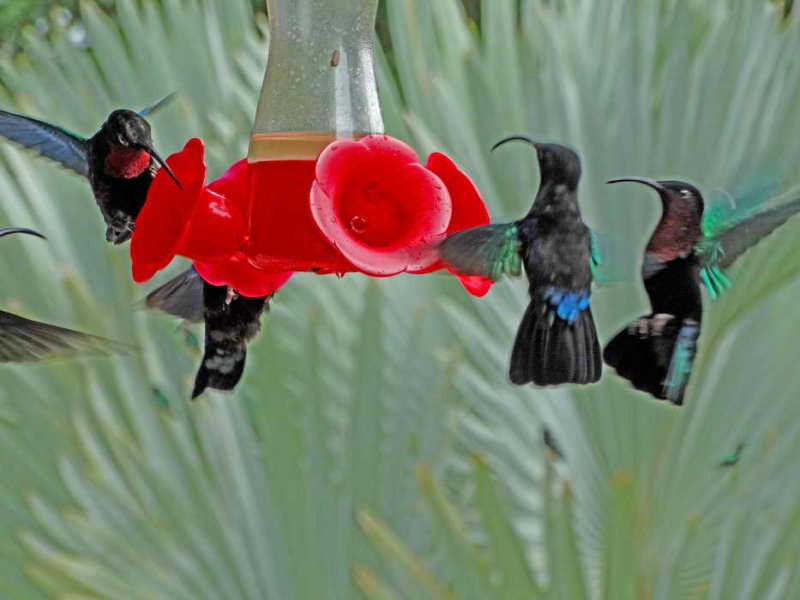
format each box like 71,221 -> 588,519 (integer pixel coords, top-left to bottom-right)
0,110 -> 89,177
697,196 -> 800,297
139,93 -> 177,117
144,266 -> 206,323
0,310 -> 127,362
438,223 -> 522,281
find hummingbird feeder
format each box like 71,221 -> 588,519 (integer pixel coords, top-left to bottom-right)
130,0 -> 493,297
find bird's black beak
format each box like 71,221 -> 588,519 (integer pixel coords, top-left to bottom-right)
142,145 -> 182,189
491,134 -> 539,153
0,227 -> 46,241
606,177 -> 667,194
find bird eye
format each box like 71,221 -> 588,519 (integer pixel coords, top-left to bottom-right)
680,190 -> 691,198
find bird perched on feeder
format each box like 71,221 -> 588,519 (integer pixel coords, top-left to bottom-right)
0,227 -> 124,362
0,96 -> 179,244
439,136 -> 602,386
603,177 -> 800,404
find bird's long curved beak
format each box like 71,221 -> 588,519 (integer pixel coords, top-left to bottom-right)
0,227 -> 46,240
141,145 -> 182,189
606,177 -> 666,193
491,134 -> 539,153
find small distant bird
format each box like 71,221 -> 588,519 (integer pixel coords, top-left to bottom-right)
543,428 -> 565,459
439,136 -> 601,385
0,227 -> 124,362
0,95 -> 179,244
145,269 -> 271,399
718,442 -> 745,468
603,177 -> 800,404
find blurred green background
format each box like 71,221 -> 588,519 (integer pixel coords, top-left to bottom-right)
2,0 -> 800,598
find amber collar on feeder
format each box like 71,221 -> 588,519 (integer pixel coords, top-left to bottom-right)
129,0 -> 494,298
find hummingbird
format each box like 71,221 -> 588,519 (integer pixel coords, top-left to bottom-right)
144,268 -> 271,398
191,282 -> 271,399
0,95 -> 179,244
718,442 -> 745,468
603,177 -> 800,404
439,136 -> 602,386
0,227 -> 125,362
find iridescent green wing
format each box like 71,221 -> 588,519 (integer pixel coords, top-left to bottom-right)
698,195 -> 800,298
0,110 -> 88,177
438,223 -> 522,281
590,230 -> 601,276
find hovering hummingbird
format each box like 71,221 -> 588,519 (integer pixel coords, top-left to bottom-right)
192,283 -> 270,399
439,136 -> 602,386
0,96 -> 179,244
603,177 -> 800,404
145,268 -> 271,399
0,227 -> 124,361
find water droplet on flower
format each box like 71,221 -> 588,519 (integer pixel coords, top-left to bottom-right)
349,215 -> 369,234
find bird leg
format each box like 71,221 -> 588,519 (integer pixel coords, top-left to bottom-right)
225,287 -> 239,306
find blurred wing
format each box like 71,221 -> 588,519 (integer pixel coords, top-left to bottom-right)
438,223 -> 522,281
698,196 -> 800,297
708,196 -> 800,269
144,266 -> 206,323
139,93 -> 177,117
0,310 -> 127,362
0,110 -> 88,177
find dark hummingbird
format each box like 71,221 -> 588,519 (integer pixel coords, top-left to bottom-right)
0,227 -> 125,361
603,177 -> 800,404
144,267 -> 272,399
192,282 -> 271,399
439,136 -> 602,386
0,95 -> 179,244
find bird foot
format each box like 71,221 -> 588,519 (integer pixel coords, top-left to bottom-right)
225,287 -> 239,306
629,313 -> 675,338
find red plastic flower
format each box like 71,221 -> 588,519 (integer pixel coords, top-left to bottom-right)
310,135 -> 493,294
310,135 -> 452,276
131,139 -> 245,282
130,134 -> 493,298
130,139 -> 292,296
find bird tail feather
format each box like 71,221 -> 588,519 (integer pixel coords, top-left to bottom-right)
602,315 -> 699,404
509,299 -> 602,385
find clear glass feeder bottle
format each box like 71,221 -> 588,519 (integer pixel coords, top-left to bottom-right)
247,0 -> 384,271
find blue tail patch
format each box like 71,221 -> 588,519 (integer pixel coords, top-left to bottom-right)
543,288 -> 591,324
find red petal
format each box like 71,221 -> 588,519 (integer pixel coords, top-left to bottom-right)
426,152 -> 490,234
195,254 -> 293,298
414,152 -> 495,297
178,188 -> 246,262
207,159 -> 249,208
131,138 -> 206,283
